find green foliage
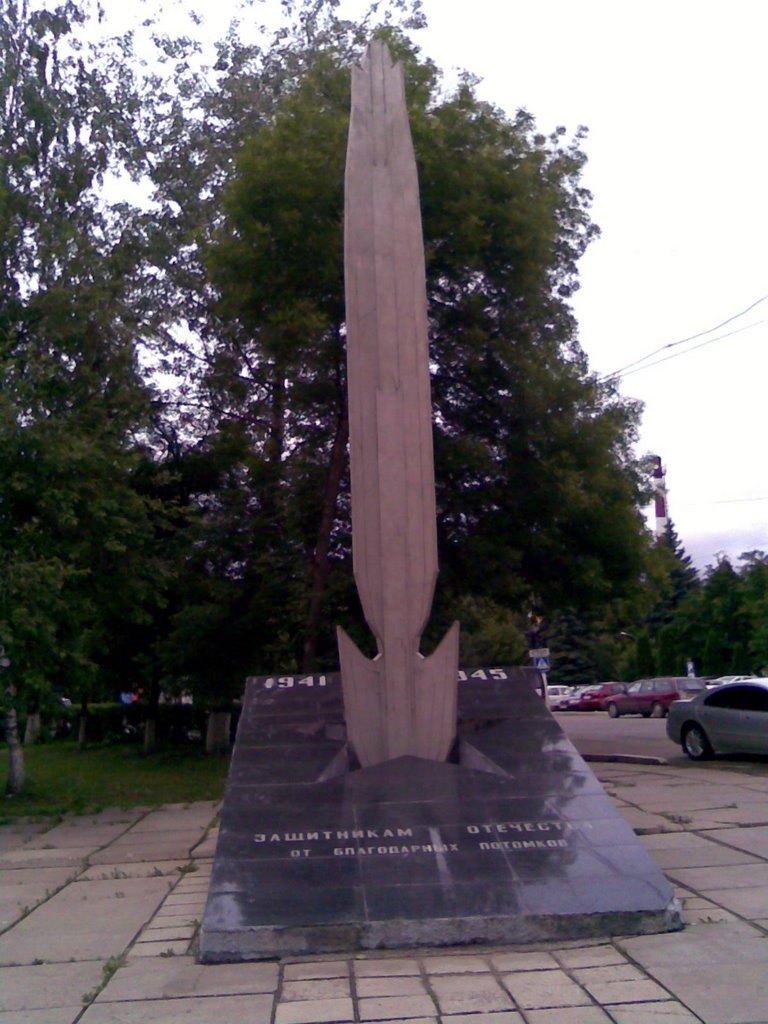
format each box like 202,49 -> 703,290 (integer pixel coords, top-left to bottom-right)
635,633 -> 656,678
0,741 -> 228,820
154,9 -> 650,678
0,0 -> 667,721
0,2 -> 173,787
651,553 -> 766,677
454,597 -> 527,666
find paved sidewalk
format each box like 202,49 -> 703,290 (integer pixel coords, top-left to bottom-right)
3,761 -> 768,1023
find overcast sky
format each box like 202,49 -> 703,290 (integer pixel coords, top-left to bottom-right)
125,0 -> 767,569
415,0 -> 768,570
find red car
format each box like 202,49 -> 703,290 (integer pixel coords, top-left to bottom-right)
605,677 -> 706,719
575,682 -> 627,711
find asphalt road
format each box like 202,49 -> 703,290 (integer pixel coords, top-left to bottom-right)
555,710 -> 686,763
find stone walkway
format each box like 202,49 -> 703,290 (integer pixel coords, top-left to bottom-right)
3,761 -> 768,1023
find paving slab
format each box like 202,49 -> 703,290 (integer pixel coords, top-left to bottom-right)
128,939 -> 190,957
353,957 -> 421,977
357,994 -> 437,1021
579,976 -> 671,1004
525,1009 -> 610,1024
275,997 -> 355,1023
0,1008 -> 85,1023
429,974 -> 514,1014
628,963 -> 768,1024
607,1003 -> 703,1024
283,960 -> 350,980
553,945 -> 628,969
0,960 -> 106,1012
699,825 -> 768,858
281,977 -> 351,1001
356,975 -> 428,997
500,969 -> 592,1009
96,954 -> 278,1000
618,920 -> 768,965
617,808 -> 683,833
81,993 -> 274,1023
667,862 -> 768,890
699,885 -> 768,918
88,841 -> 202,865
79,861 -> 190,880
422,954 -> 491,974
126,804 -> 218,832
679,899 -> 738,924
24,824 -> 130,849
0,865 -> 77,887
0,822 -> 51,851
0,846 -> 92,868
489,951 -> 559,971
0,875 -> 171,964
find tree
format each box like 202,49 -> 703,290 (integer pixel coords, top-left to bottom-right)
741,551 -> 768,675
160,14 -> 650,681
0,0 -> 165,787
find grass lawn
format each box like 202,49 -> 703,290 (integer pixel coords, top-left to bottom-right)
0,741 -> 230,821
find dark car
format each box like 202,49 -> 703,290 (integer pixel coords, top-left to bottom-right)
667,680 -> 768,759
605,677 -> 706,719
575,682 -> 626,711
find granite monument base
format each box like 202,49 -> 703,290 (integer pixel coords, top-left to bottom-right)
199,668 -> 681,962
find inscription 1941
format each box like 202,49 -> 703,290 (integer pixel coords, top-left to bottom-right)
255,667 -> 513,690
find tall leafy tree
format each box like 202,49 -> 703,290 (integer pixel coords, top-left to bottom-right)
192,23 -> 649,676
0,0 -> 165,787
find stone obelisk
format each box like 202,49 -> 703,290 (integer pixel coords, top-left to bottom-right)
337,40 -> 459,768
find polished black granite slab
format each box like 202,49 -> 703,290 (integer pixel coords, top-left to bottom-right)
199,666 -> 681,960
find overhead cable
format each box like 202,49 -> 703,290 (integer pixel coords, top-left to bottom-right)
600,292 -> 768,381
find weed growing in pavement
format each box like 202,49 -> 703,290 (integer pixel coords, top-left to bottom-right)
660,812 -> 692,825
82,955 -> 127,1005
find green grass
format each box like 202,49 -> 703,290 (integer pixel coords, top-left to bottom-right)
0,741 -> 229,821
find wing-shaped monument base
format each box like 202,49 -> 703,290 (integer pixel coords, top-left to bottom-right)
199,668 -> 682,962
337,622 -> 459,766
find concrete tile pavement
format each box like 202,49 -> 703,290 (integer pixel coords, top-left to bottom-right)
2,764 -> 768,1022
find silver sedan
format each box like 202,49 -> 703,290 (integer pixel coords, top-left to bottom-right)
667,679 -> 768,760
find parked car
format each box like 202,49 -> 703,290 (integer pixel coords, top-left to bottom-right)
605,677 -> 706,719
575,682 -> 627,711
545,685 -> 572,710
705,675 -> 761,689
560,686 -> 589,710
667,680 -> 768,760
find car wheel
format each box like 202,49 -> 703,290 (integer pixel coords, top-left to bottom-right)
682,723 -> 713,761
650,701 -> 665,719
607,702 -> 619,718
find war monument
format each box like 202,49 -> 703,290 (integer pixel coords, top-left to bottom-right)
199,40 -> 681,962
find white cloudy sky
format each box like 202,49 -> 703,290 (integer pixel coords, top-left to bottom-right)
119,0 -> 767,569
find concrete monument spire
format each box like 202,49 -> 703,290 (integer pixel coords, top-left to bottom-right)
337,40 -> 459,768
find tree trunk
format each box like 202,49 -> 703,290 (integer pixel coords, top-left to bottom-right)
24,710 -> 42,745
205,710 -> 231,753
144,678 -> 161,754
4,697 -> 26,795
77,694 -> 89,748
301,396 -> 349,672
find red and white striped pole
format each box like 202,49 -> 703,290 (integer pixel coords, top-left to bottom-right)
652,456 -> 668,541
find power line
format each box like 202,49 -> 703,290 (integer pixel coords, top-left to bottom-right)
615,319 -> 765,380
599,292 -> 768,381
714,495 -> 768,505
